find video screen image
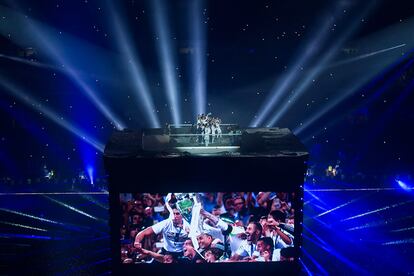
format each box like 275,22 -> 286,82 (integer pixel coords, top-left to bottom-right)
119,192 -> 296,264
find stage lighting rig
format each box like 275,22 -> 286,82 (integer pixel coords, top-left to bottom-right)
17,47 -> 37,61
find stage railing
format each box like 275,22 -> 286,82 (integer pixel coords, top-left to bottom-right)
166,124 -> 241,147
169,132 -> 242,147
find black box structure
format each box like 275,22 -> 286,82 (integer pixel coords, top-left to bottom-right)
104,126 -> 308,274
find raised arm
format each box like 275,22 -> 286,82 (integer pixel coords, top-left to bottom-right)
258,192 -> 271,206
200,208 -> 219,225
268,221 -> 292,245
134,226 -> 155,248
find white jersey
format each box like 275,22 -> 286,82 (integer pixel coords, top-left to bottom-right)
271,228 -> 294,249
151,218 -> 190,253
216,123 -> 222,136
235,239 -> 256,257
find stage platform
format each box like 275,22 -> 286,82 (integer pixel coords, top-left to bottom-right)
105,126 -> 308,157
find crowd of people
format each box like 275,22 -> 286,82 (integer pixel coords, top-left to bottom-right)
195,113 -> 222,146
120,192 -> 296,264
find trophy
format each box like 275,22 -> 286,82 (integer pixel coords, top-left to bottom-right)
173,193 -> 204,249
174,193 -> 200,224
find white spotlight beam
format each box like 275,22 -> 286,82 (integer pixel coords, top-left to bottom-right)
295,66 -> 392,135
109,3 -> 160,128
346,215 -> 413,231
382,239 -> 414,245
327,43 -> 406,68
267,2 -> 377,127
250,2 -> 348,127
0,78 -> 105,153
0,53 -> 57,70
0,220 -> 48,232
190,0 -> 207,116
0,5 -> 126,130
301,55 -> 414,143
313,193 -> 370,218
295,20 -> 414,135
151,0 -> 181,125
65,67 -> 126,130
0,207 -> 63,225
341,200 -> 414,222
44,196 -> 100,221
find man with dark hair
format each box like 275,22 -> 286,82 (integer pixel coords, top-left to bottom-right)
134,206 -> 190,258
267,210 -> 293,249
197,233 -> 213,253
204,242 -> 225,262
232,195 -> 249,224
230,221 -> 262,261
178,238 -> 198,263
254,237 -> 274,262
219,193 -> 235,222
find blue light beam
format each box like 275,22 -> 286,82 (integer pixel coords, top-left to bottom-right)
342,200 -> 414,222
396,179 -> 413,192
0,78 -> 105,153
44,196 -> 100,221
0,5 -> 126,130
87,166 -> 94,186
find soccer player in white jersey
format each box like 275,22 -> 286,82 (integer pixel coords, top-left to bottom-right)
266,210 -> 293,249
204,124 -> 211,147
229,221 -> 262,261
216,118 -> 222,139
211,119 -> 217,144
134,206 -> 190,258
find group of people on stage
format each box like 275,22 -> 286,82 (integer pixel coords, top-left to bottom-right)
196,113 -> 222,146
120,192 -> 295,264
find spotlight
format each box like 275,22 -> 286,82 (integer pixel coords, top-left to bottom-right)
44,196 -> 100,221
396,179 -> 412,192
341,200 -> 414,221
108,3 -> 160,128
87,166 -> 94,186
0,53 -> 56,70
0,220 -> 47,232
300,54 -> 414,141
296,55 -> 414,136
151,0 -> 181,125
266,1 -> 377,127
328,43 -> 406,68
250,1 -> 351,127
382,239 -> 414,246
189,0 -> 207,116
0,5 -> 126,130
295,19 -> 414,136
313,194 -> 369,218
0,233 -> 63,240
0,207 -> 61,225
45,170 -> 55,180
0,78 -> 105,153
